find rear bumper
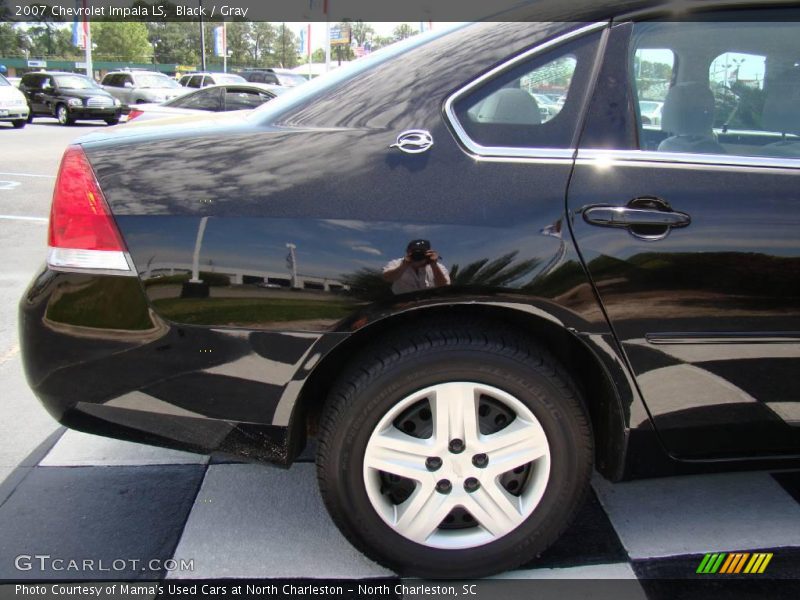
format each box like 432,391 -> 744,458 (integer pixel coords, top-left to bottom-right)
18,268 -> 311,465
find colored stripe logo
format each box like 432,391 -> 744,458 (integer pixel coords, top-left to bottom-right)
697,552 -> 773,574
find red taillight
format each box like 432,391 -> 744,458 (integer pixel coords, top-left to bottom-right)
48,145 -> 125,252
126,109 -> 144,122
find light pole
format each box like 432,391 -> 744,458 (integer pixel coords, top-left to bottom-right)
199,0 -> 206,71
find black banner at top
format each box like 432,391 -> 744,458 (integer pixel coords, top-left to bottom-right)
0,0 -> 702,23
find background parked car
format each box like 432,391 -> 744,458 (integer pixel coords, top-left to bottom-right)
19,71 -> 121,126
639,100 -> 664,126
179,72 -> 247,88
0,73 -> 29,128
101,70 -> 186,106
125,83 -> 286,123
238,67 -> 308,87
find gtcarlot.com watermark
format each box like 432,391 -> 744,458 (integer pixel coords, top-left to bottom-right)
14,554 -> 195,573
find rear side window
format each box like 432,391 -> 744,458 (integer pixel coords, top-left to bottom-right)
224,88 -> 273,111
631,19 -> 800,159
709,52 -> 766,132
178,87 -> 222,111
188,75 -> 203,88
449,31 -> 600,151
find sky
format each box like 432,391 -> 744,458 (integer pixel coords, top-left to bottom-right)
286,22 -> 437,54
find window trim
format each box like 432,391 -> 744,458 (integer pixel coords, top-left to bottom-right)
576,148 -> 800,171
443,21 -> 608,160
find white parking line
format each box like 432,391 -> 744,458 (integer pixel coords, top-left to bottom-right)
0,343 -> 20,365
0,215 -> 47,222
0,172 -> 56,179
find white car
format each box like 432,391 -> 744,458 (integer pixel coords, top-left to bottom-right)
639,100 -> 664,127
125,83 -> 286,124
179,72 -> 247,88
0,74 -> 29,128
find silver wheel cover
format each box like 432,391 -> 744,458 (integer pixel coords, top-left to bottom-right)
362,382 -> 551,549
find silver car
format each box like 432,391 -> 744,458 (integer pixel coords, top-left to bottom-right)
101,70 -> 186,106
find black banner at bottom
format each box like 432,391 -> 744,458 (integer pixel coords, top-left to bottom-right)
2,579 -> 799,600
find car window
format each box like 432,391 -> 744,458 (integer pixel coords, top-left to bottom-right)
188,75 -> 203,88
224,88 -> 274,111
135,73 -> 180,89
215,74 -> 247,85
0,74 -> 9,87
275,73 -> 307,87
709,52 -> 766,132
450,32 -> 599,150
54,75 -> 98,90
631,20 -> 800,159
174,87 -> 222,111
21,74 -> 39,88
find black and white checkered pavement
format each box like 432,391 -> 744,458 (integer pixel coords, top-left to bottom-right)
1,428 -> 798,597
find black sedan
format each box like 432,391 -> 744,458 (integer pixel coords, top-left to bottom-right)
19,0 -> 800,578
124,83 -> 286,124
19,71 -> 122,126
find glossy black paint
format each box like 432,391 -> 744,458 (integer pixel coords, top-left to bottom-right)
570,18 -> 800,460
19,11 -> 800,480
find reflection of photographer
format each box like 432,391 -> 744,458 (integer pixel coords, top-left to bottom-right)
382,239 -> 451,295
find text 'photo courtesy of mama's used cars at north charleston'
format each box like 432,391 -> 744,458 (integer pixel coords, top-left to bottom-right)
18,0 -> 800,579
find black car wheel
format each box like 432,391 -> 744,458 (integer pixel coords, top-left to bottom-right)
55,104 -> 74,126
26,109 -> 33,123
316,321 -> 593,578
105,117 -> 120,126
12,120 -> 26,129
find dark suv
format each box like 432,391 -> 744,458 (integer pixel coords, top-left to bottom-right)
19,1 -> 800,579
19,71 -> 122,126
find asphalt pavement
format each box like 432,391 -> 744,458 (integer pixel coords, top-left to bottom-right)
0,118 -> 108,486
0,118 -> 798,594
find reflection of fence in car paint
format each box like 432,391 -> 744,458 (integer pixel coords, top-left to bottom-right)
142,263 -> 349,292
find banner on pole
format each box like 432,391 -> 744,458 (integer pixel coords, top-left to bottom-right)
213,26 -> 227,57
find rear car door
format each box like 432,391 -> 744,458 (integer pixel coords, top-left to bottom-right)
568,13 -> 800,459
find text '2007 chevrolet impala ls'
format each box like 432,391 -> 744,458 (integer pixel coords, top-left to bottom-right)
19,0 -> 800,578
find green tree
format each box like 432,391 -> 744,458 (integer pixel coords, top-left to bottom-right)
93,21 -> 152,62
370,35 -> 394,51
450,252 -> 541,287
392,24 -> 417,41
225,21 -> 252,66
0,22 -> 20,56
275,23 -> 299,68
349,21 -> 374,47
147,21 -> 200,65
250,22 -> 277,65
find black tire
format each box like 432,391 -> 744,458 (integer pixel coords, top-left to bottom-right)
105,117 -> 120,126
12,120 -> 26,129
316,320 -> 593,578
55,104 -> 74,126
26,110 -> 34,123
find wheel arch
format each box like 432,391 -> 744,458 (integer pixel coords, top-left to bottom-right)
295,302 -> 630,480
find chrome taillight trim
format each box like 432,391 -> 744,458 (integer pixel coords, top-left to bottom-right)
47,247 -> 137,276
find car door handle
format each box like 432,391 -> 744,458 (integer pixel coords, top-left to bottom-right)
583,206 -> 691,228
